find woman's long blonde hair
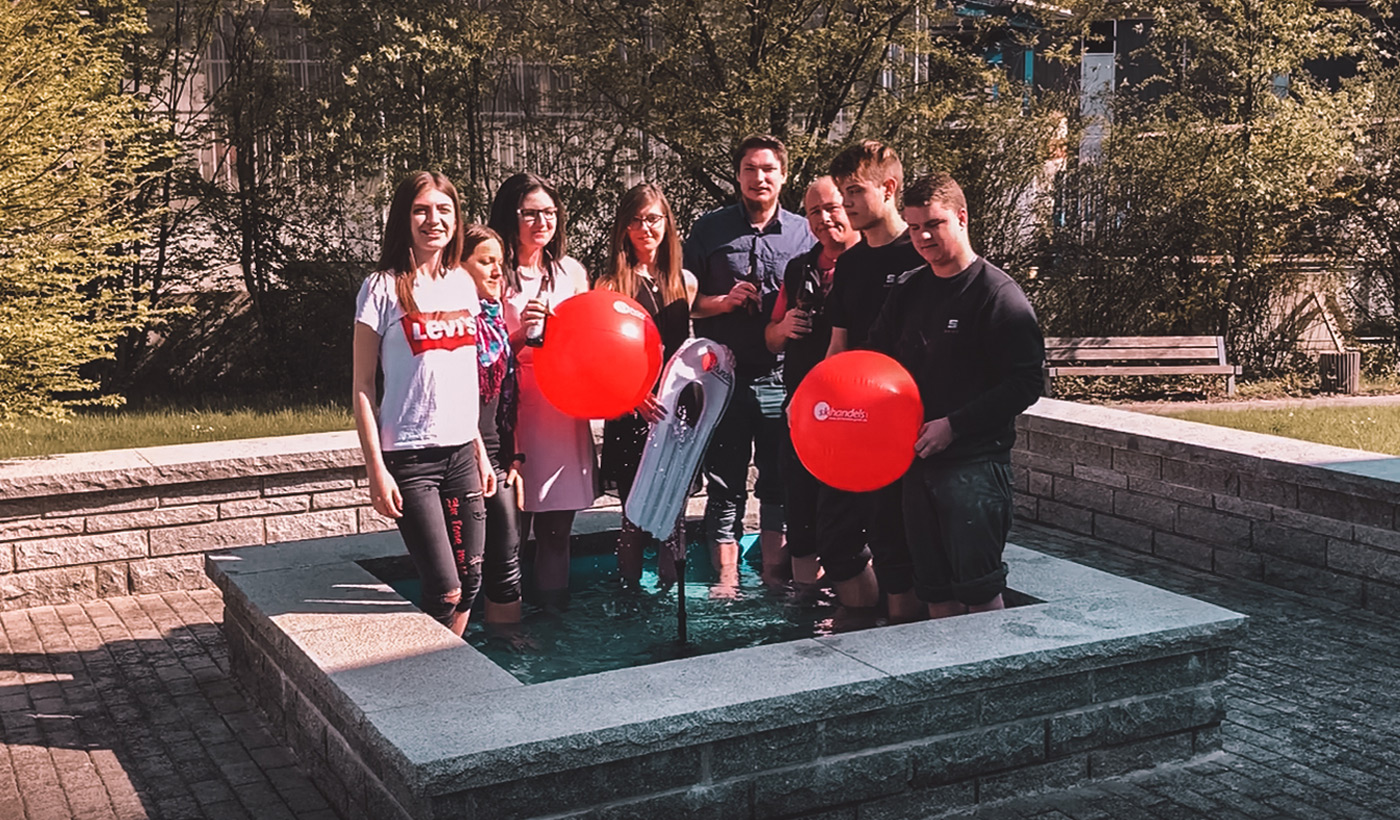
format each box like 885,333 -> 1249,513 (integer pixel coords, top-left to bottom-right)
597,183 -> 686,306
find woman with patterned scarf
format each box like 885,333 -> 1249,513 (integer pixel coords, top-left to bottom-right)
461,224 -> 525,624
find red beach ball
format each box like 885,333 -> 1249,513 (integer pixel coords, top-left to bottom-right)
534,290 -> 664,419
790,351 -> 923,492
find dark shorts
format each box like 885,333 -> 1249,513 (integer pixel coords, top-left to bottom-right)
902,459 -> 1012,606
784,438 -> 875,584
857,482 -> 912,595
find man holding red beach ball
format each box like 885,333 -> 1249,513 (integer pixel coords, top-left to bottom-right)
867,172 -> 1045,620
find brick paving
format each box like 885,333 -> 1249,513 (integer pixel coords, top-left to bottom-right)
945,521 -> 1400,820
1,520 -> 1399,818
0,590 -> 335,820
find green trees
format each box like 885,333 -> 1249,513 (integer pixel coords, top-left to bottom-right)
8,0 -> 1395,419
521,0 -> 1005,204
0,0 -> 166,419
508,0 -> 1074,275
297,0 -> 501,212
1035,0 -> 1366,372
1334,14 -> 1400,350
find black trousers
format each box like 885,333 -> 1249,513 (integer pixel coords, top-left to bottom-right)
482,464 -> 522,604
383,444 -> 487,623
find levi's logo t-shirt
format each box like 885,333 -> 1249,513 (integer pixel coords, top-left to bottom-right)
402,310 -> 477,354
354,269 -> 482,450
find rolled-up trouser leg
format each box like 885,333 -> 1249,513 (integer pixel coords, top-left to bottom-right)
868,481 -> 914,596
903,459 -> 1012,606
703,380 -> 758,546
813,486 -> 874,585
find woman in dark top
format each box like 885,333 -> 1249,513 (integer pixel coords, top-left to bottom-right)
597,183 -> 696,587
460,224 -> 524,624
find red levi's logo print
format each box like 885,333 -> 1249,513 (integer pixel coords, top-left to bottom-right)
401,310 -> 476,355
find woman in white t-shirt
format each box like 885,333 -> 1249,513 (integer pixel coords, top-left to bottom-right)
488,173 -> 595,607
352,171 -> 497,636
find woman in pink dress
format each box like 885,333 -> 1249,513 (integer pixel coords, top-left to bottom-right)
488,173 -> 595,607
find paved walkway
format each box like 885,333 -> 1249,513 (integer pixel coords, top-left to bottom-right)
953,522 -> 1400,820
0,591 -> 334,820
2,521 -> 1400,819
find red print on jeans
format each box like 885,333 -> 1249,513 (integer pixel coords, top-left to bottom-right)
401,310 -> 476,355
450,519 -> 463,546
445,498 -> 460,516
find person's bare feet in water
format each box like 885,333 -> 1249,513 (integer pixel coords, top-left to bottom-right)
656,546 -> 680,589
709,539 -> 741,599
486,621 -> 538,652
826,605 -> 880,633
759,530 -> 790,592
709,569 -> 741,600
785,581 -> 826,607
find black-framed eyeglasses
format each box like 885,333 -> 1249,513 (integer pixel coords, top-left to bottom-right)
518,208 -> 559,223
628,214 -> 665,229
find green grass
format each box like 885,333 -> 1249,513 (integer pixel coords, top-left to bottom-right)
0,401 -> 354,459
1160,405 -> 1400,456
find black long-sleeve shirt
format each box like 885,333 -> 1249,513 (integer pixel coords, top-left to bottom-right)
867,257 -> 1044,463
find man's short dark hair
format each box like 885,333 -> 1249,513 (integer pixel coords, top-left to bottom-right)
829,140 -> 904,195
903,172 -> 967,213
734,134 -> 789,174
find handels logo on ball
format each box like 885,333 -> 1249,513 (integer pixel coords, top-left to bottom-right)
812,400 -> 867,423
612,300 -> 647,321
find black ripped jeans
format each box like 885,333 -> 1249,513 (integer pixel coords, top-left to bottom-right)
383,444 -> 487,625
482,463 -> 522,604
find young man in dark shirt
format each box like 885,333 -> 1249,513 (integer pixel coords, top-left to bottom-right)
868,172 -> 1044,618
823,141 -> 926,620
765,176 -> 861,602
824,140 -> 923,358
685,135 -> 814,593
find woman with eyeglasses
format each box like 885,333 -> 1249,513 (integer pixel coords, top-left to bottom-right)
488,172 -> 595,608
353,171 -> 496,636
596,183 -> 697,588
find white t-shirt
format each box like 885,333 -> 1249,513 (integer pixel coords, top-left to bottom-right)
355,269 -> 481,451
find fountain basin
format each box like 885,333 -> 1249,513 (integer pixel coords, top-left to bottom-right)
207,533 -> 1244,819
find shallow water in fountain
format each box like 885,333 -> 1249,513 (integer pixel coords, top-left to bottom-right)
383,533 -> 854,684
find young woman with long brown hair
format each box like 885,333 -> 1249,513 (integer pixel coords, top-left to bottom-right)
487,172 -> 594,607
596,182 -> 697,587
352,171 -> 497,636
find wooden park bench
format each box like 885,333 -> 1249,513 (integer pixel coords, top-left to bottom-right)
1042,335 -> 1241,396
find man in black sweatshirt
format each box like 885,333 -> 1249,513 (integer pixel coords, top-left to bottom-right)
867,172 -> 1044,618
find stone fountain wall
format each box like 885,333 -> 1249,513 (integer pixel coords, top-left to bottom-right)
1013,399 -> 1400,618
0,432 -> 391,610
209,534 -> 1244,820
7,400 -> 1400,617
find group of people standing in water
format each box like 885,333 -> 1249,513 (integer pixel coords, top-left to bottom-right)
352,132 -> 1044,636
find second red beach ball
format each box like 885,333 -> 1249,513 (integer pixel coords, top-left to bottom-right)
789,350 -> 923,492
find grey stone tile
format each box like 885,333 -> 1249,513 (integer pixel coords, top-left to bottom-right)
388,640 -> 897,791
